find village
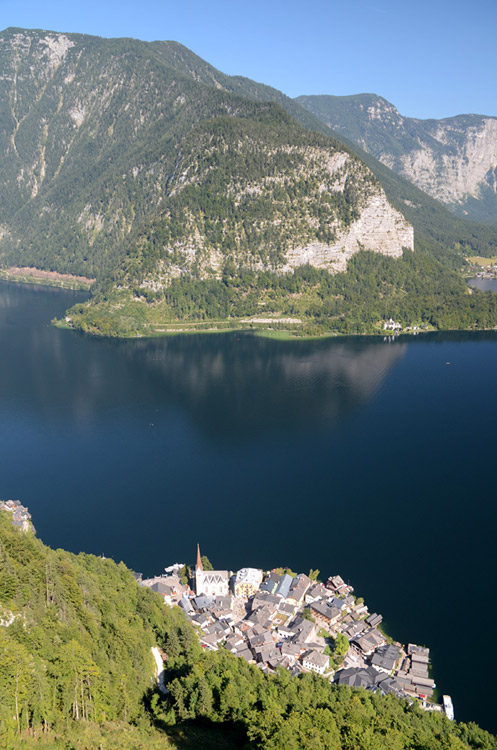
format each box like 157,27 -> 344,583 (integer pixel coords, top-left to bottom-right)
0,499 -> 33,532
138,547 -> 454,721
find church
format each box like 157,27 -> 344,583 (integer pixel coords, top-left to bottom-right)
194,544 -> 231,597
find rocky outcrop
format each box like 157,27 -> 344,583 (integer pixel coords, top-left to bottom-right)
283,193 -> 413,273
386,118 -> 497,209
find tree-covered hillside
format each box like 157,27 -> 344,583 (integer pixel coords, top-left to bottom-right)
1,509 -> 496,749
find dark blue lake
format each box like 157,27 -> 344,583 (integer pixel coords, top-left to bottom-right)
1,280 -> 497,732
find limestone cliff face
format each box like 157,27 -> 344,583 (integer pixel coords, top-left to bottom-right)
296,93 -> 497,225
283,192 -> 413,274
385,117 -> 497,210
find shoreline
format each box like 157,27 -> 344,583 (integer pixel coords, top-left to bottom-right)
3,274 -> 497,342
56,317 -> 497,342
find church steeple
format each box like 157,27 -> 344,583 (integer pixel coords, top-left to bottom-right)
196,543 -> 203,573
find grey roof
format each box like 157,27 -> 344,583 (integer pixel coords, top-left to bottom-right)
150,581 -> 173,596
249,631 -> 274,649
344,620 -> 368,639
290,617 -> 315,643
408,644 -> 430,657
366,613 -> 383,627
376,676 -> 408,699
303,650 -> 329,669
310,601 -> 341,622
334,666 -> 378,689
288,574 -> 311,602
178,596 -> 194,613
260,572 -> 282,593
352,628 -> 385,653
371,644 -> 401,672
237,648 -> 254,662
275,574 -> 293,599
193,595 -> 215,611
252,592 -> 280,609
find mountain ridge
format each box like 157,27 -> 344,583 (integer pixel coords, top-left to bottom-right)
296,93 -> 497,225
1,28 -> 497,336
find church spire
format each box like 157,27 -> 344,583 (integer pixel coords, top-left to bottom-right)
196,543 -> 203,573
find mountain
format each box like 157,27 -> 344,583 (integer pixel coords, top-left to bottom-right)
2,507 -> 497,750
0,28 -> 409,281
296,94 -> 497,225
0,28 -> 497,337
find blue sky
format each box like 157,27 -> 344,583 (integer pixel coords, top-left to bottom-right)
1,0 -> 495,119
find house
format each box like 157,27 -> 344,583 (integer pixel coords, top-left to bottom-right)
352,629 -> 386,655
260,572 -> 282,594
290,617 -> 316,644
199,633 -> 220,651
309,601 -> 341,628
383,318 -> 402,331
375,675 -> 408,699
275,573 -> 293,599
305,583 -> 328,604
193,595 -> 215,611
343,620 -> 368,640
234,568 -> 263,597
280,641 -> 302,662
366,613 -> 383,628
371,644 -> 401,674
178,596 -> 194,615
302,650 -> 329,675
276,601 -> 296,623
248,631 -> 274,650
287,574 -> 311,606
251,592 -> 280,611
325,575 -> 353,595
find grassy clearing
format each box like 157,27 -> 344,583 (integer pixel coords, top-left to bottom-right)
466,256 -> 497,266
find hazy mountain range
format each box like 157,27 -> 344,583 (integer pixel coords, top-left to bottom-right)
296,93 -> 497,225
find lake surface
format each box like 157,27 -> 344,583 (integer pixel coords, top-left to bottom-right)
468,277 -> 497,293
1,280 -> 497,732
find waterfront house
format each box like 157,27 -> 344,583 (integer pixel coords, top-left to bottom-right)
305,583 -> 328,604
234,568 -> 263,597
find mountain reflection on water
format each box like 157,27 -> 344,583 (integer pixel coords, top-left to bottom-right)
0,280 -> 405,435
122,335 -> 406,435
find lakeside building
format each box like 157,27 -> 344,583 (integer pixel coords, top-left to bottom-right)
195,544 -> 231,596
233,568 -> 263,597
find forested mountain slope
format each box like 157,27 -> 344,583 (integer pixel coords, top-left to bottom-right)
296,93 -> 497,225
1,508 -> 496,750
1,28 -> 497,336
0,28 -> 408,284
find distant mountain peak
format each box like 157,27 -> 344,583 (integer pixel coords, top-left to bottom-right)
296,93 -> 497,224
